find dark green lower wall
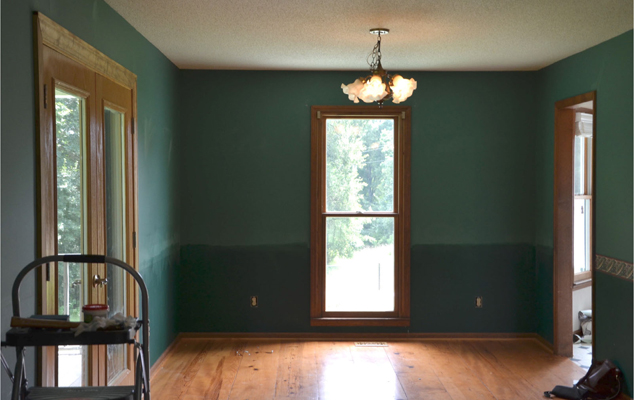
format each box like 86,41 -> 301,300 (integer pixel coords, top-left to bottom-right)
139,245 -> 180,365
178,244 -> 310,332
178,243 -> 536,333
410,244 -> 536,333
535,246 -> 554,343
594,272 -> 633,396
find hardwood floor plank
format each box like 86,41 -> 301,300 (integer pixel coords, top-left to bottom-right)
471,340 -> 562,399
348,344 -> 409,400
152,339 -> 213,399
312,341 -> 356,400
484,340 -> 576,396
452,340 -> 538,400
228,340 -> 282,400
273,341 -> 321,399
309,341 -> 408,400
385,341 -> 449,400
181,339 -> 246,400
419,340 -> 497,400
512,339 -> 586,386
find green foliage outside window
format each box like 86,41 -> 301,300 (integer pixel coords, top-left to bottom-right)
55,94 -> 83,321
325,119 -> 394,265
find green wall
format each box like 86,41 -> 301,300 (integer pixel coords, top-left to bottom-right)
534,31 -> 633,395
1,1 -> 181,394
178,70 -> 539,333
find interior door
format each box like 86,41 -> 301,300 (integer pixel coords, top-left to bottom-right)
41,45 -> 137,387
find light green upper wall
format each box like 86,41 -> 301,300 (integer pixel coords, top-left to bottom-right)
180,70 -> 538,247
535,30 -> 633,262
1,0 -> 181,383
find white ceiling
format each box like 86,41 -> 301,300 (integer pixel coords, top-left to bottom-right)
104,0 -> 633,71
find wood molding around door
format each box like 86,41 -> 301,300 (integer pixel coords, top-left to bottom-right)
553,91 -> 596,357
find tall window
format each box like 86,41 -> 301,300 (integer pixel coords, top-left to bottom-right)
310,106 -> 410,326
573,112 -> 593,282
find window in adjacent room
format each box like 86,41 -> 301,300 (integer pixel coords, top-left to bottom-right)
310,106 -> 410,326
573,112 -> 593,283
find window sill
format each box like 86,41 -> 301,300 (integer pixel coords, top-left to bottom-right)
311,318 -> 410,327
573,279 -> 592,290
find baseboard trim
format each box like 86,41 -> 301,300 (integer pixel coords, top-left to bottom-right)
532,333 -> 554,353
179,332 -> 546,341
150,333 -> 183,380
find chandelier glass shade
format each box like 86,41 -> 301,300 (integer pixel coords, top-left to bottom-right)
342,29 -> 417,106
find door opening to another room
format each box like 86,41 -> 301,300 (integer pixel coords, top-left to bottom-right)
553,92 -> 596,361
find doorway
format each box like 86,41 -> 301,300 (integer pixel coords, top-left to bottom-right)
553,92 -> 596,359
35,13 -> 139,387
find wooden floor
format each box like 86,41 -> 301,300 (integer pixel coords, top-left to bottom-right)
149,338 -> 618,400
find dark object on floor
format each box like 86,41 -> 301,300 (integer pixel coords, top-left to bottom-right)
545,385 -> 589,399
544,359 -> 622,400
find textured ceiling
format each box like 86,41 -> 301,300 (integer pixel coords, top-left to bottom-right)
104,0 -> 633,71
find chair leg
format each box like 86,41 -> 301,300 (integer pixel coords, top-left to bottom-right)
11,347 -> 24,400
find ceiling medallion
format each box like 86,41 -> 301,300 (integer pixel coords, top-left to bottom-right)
341,29 -> 417,107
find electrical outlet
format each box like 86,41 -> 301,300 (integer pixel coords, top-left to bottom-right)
475,296 -> 483,308
250,295 -> 258,308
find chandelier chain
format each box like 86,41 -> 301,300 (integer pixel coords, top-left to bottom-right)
367,32 -> 382,71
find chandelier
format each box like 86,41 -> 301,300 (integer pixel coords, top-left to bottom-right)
341,29 -> 417,107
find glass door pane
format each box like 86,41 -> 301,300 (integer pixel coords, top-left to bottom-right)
55,88 -> 89,387
104,107 -> 128,384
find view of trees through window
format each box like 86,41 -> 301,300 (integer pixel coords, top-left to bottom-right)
325,119 -> 395,311
55,90 -> 84,321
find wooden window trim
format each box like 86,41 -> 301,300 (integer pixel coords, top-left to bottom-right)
34,12 -> 139,386
310,106 -> 411,327
573,279 -> 592,291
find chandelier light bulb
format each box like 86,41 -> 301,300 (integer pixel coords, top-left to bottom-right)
341,79 -> 365,103
358,75 -> 388,103
390,74 -> 417,104
341,29 -> 417,106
